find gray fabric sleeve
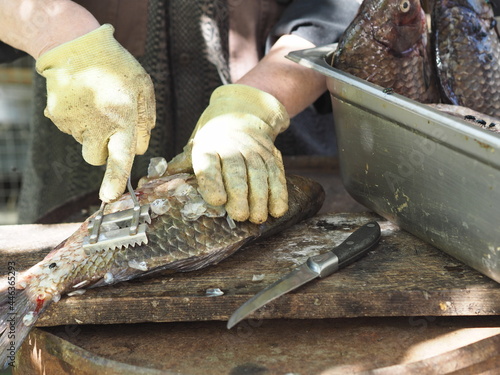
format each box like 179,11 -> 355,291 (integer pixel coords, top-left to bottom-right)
267,0 -> 360,48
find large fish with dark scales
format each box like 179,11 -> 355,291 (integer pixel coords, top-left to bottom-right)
332,0 -> 441,103
0,172 -> 324,368
432,0 -> 500,117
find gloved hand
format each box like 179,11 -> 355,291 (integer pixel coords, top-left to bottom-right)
36,24 -> 156,202
167,84 -> 290,224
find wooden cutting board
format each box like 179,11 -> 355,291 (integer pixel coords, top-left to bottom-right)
1,212 -> 499,327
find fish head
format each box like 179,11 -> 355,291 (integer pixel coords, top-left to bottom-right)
334,0 -> 429,66
369,0 -> 428,55
333,0 -> 441,102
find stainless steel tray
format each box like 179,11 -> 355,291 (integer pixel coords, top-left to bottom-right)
288,45 -> 500,283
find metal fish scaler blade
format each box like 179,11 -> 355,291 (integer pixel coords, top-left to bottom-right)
83,178 -> 151,253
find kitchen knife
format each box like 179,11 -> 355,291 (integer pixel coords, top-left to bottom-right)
227,221 -> 381,329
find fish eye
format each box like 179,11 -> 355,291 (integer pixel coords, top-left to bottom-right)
400,0 -> 411,12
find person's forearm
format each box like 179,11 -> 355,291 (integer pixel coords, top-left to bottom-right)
236,34 -> 327,118
0,0 -> 99,58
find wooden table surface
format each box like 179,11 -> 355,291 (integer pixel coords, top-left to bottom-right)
1,212 -> 499,327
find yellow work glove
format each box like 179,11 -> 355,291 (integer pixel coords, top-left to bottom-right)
168,84 -> 290,224
36,24 -> 156,202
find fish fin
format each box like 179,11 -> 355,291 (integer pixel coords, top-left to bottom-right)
0,279 -> 39,369
91,237 -> 258,286
91,238 -> 257,287
114,237 -> 257,279
168,237 -> 256,272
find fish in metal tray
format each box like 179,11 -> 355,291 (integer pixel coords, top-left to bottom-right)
0,172 -> 325,368
331,0 -> 441,103
331,0 -> 500,133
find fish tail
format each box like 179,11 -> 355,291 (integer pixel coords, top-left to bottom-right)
0,278 -> 39,369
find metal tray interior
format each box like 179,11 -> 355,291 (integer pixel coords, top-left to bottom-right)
288,45 -> 500,283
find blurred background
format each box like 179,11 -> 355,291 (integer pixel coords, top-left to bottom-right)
0,56 -> 33,225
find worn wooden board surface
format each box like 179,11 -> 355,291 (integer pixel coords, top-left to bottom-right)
0,223 -> 80,273
2,212 -> 499,327
14,317 -> 500,375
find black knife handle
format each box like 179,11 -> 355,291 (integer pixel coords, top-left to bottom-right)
307,221 -> 381,278
335,221 -> 381,267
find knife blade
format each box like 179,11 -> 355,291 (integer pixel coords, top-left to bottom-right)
227,221 -> 381,329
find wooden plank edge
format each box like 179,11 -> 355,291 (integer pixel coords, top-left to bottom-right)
36,288 -> 500,327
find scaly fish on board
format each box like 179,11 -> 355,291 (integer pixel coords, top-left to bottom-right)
432,0 -> 500,117
0,171 -> 325,368
332,0 -> 440,103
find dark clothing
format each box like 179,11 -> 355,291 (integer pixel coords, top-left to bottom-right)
0,42 -> 25,63
269,0 -> 360,47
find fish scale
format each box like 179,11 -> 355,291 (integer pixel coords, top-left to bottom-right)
143,212 -> 257,267
432,0 -> 500,117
